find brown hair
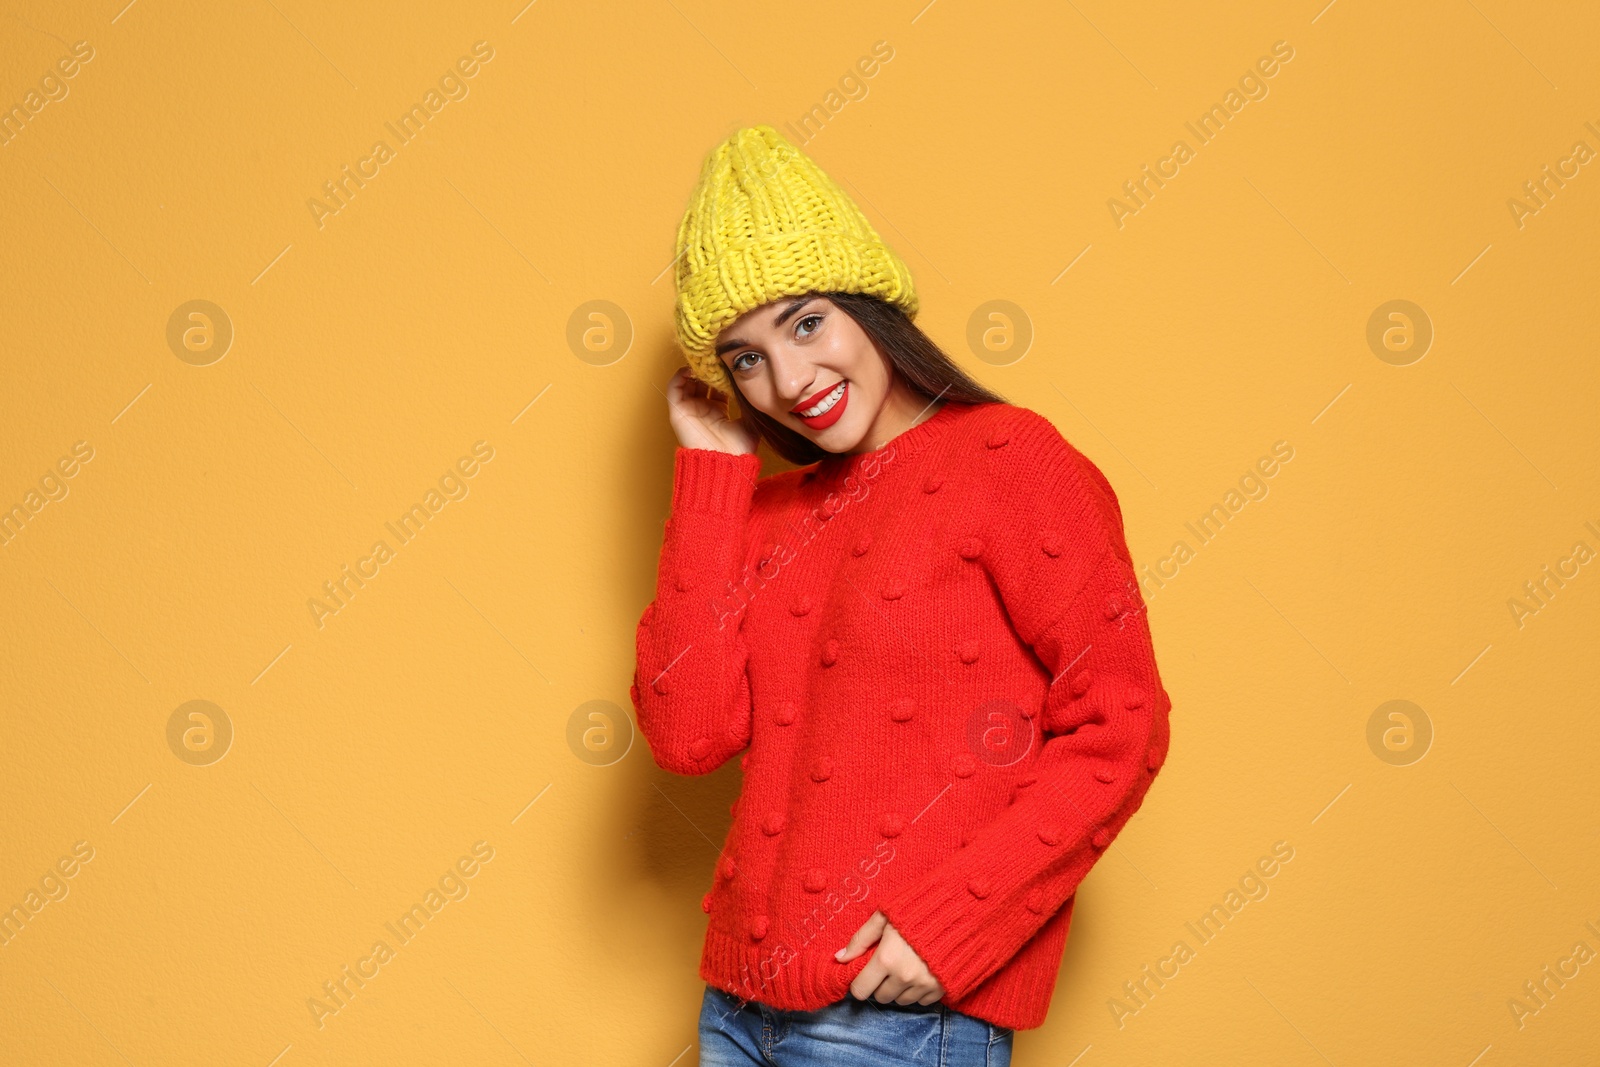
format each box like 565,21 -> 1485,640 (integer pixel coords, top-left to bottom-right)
723,291 -> 1009,466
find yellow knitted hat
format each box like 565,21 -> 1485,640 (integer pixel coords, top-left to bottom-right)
672,124 -> 920,394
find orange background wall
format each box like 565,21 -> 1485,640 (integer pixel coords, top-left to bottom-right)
2,1 -> 1597,1064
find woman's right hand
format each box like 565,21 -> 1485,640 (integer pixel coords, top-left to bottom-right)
667,366 -> 759,456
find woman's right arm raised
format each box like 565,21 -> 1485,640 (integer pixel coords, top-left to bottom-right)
630,368 -> 761,776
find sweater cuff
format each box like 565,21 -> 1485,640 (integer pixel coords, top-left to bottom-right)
878,812 -> 1098,1003
671,448 -> 761,516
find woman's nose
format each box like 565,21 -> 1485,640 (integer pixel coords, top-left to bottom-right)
766,352 -> 815,405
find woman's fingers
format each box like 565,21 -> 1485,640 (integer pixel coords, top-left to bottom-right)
847,951 -> 940,1006
668,368 -> 709,420
836,910 -> 886,962
668,366 -> 731,416
665,365 -> 754,454
685,374 -> 714,411
847,953 -> 890,1002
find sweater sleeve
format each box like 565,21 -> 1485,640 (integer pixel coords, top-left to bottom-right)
876,413 -> 1173,1003
629,446 -> 763,776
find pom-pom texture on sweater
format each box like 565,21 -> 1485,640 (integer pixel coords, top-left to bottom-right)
630,399 -> 1173,1031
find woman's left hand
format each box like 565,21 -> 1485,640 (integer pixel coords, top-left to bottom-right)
834,910 -> 946,1006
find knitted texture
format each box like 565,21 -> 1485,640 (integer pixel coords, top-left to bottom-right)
631,400 -> 1173,1032
671,124 -> 920,395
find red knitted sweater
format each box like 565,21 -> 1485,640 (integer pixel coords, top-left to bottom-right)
631,399 -> 1172,1031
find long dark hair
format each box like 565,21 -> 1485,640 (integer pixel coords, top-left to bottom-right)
725,291 -> 1009,467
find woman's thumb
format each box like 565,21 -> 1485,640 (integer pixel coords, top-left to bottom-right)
834,911 -> 886,961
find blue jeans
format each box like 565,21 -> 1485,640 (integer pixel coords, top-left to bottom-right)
698,983 -> 1014,1066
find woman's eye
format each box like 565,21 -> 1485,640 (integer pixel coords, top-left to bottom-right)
732,351 -> 761,372
796,313 -> 823,338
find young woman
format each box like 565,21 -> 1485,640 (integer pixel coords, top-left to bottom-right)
633,126 -> 1172,1066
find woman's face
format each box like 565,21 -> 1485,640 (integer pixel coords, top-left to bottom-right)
714,294 -> 893,454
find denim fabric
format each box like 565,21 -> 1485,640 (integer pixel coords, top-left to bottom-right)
698,983 -> 1014,1067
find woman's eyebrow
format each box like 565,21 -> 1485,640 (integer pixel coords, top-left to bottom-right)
714,296 -> 816,355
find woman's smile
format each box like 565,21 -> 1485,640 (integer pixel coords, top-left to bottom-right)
791,380 -> 849,429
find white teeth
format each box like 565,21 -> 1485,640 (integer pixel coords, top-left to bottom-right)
799,381 -> 846,418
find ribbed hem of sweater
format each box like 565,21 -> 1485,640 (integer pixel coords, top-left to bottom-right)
697,904 -> 1070,1032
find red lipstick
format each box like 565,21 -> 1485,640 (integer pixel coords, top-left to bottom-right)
790,380 -> 849,430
